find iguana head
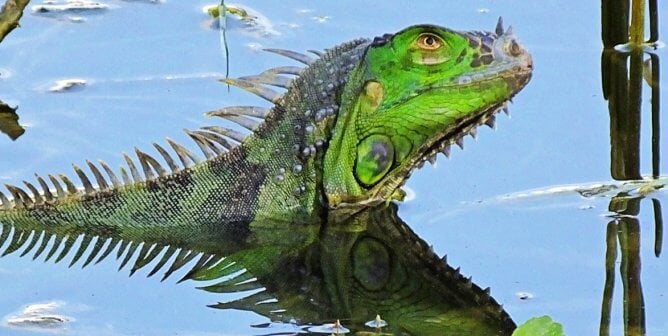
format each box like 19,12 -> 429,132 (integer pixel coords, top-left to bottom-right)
324,20 -> 533,208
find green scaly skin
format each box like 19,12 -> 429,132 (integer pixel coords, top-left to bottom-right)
0,21 -> 532,241
0,19 -> 531,335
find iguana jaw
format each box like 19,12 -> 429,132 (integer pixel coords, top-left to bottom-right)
326,24 -> 533,209
369,69 -> 533,205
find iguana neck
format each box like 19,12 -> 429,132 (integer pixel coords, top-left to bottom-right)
227,38 -> 371,221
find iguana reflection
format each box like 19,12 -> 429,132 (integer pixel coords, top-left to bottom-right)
0,203 -> 514,335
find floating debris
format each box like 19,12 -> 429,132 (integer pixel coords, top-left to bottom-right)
0,101 -> 25,140
477,8 -> 490,13
2,301 -> 73,332
49,78 -> 87,92
203,3 -> 279,37
68,15 -> 86,22
0,68 -> 12,79
32,0 -> 110,15
245,42 -> 263,52
311,15 -> 331,23
516,291 -> 535,300
364,314 -> 388,329
307,320 -> 350,334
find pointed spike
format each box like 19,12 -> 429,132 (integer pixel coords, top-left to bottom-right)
162,249 -> 197,282
82,237 -> 107,268
485,115 -> 496,129
495,16 -> 504,35
502,105 -> 510,116
238,74 -> 292,88
134,149 -> 154,180
455,137 -> 465,149
54,236 -> 76,264
202,126 -> 248,143
116,240 -> 130,260
205,106 -> 270,119
48,175 -> 65,198
119,242 -> 139,271
4,185 -> 21,207
35,175 -> 54,202
135,148 -> 166,180
484,287 -> 491,295
221,78 -> 282,103
469,127 -> 478,139
506,25 -> 514,35
119,167 -> 131,186
193,130 -> 235,152
178,253 -> 214,283
185,130 -> 216,159
129,243 -> 156,276
20,231 -> 43,257
214,114 -> 261,131
261,65 -> 303,76
6,184 -> 32,207
0,190 -> 10,209
69,235 -> 94,267
44,235 -> 63,262
153,143 -> 179,173
59,174 -> 78,195
427,154 -> 437,166
147,246 -> 178,278
98,160 -> 121,188
33,232 -> 51,260
22,181 -> 43,205
463,276 -> 473,289
262,48 -> 313,64
86,161 -> 109,190
143,149 -> 168,178
166,137 -> 200,167
440,145 -> 451,158
72,164 -> 94,194
95,237 -> 119,264
2,229 -> 30,257
307,49 -> 324,57
123,153 -> 143,183
441,254 -> 447,263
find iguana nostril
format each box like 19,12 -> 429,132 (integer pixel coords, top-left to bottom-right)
508,40 -> 523,57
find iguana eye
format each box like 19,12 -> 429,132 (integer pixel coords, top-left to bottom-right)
417,33 -> 443,50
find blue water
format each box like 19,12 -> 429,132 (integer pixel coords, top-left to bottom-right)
0,1 -> 667,335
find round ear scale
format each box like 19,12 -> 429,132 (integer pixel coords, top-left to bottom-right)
354,134 -> 395,187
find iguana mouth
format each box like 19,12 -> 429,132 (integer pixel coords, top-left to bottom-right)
364,68 -> 533,206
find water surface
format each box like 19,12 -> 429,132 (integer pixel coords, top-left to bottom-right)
0,1 -> 667,335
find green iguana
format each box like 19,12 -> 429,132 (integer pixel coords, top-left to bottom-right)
0,18 -> 532,227
0,18 -> 531,335
0,20 -> 532,229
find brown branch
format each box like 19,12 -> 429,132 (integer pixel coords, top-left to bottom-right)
0,0 -> 31,43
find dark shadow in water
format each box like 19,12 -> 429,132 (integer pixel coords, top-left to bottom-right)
0,203 -> 516,335
600,0 -> 662,335
0,1 -> 29,141
0,101 -> 24,140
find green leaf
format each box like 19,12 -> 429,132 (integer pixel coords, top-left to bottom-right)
512,316 -> 566,336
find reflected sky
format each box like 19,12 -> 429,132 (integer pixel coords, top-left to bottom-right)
0,1 -> 667,335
